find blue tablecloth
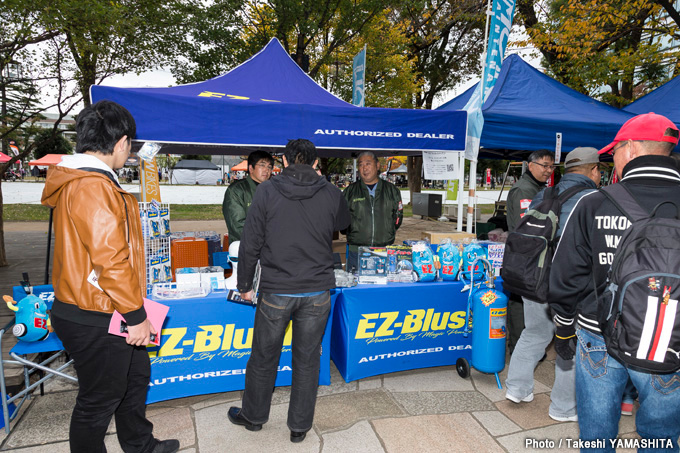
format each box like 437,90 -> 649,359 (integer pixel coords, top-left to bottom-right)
331,280 -> 475,382
146,290 -> 336,403
11,285 -> 336,404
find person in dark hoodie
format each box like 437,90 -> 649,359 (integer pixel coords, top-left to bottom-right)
228,139 -> 350,443
41,100 -> 178,453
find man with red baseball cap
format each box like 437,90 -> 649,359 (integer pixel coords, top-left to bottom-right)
549,112 -> 680,448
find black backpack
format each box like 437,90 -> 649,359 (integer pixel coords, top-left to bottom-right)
598,184 -> 680,374
501,185 -> 585,303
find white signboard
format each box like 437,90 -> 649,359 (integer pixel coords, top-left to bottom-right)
422,151 -> 461,180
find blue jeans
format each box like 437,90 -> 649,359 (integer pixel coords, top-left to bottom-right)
575,328 -> 680,452
241,291 -> 331,432
505,298 -> 576,418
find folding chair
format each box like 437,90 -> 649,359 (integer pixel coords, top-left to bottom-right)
0,284 -> 76,434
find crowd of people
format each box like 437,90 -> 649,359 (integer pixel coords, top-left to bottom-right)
40,99 -> 680,452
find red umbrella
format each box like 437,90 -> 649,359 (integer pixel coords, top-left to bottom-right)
0,152 -> 11,163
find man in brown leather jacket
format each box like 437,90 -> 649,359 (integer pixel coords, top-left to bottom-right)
42,100 -> 178,453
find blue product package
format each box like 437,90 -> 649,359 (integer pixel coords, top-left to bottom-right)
461,242 -> 488,281
437,239 -> 462,281
160,254 -> 172,282
412,241 -> 436,282
159,208 -> 171,236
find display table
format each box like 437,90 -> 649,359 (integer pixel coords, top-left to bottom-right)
146,290 -> 336,403
11,286 -> 335,404
331,280 -> 478,382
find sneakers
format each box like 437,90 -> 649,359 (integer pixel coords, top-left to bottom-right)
621,402 -> 634,416
549,413 -> 578,422
505,392 -> 534,403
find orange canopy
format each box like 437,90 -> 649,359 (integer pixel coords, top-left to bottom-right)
29,154 -> 66,166
230,160 -> 248,171
230,160 -> 280,173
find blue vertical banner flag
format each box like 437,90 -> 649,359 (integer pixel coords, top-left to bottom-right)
352,46 -> 366,107
463,0 -> 516,161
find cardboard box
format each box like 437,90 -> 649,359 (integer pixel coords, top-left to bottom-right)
421,231 -> 476,244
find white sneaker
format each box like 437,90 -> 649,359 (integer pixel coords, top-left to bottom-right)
549,413 -> 578,422
505,392 -> 534,403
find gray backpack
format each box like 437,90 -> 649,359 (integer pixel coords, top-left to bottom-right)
598,184 -> 680,373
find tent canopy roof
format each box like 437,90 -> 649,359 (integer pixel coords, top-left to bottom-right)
624,75 -> 680,126
174,159 -> 219,170
438,54 -> 634,159
91,38 -> 467,157
29,154 -> 66,166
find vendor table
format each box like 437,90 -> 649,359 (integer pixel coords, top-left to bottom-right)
146,290 -> 336,403
11,286 -> 335,404
331,280 -> 493,382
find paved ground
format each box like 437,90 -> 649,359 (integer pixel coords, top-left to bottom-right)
0,218 -> 642,452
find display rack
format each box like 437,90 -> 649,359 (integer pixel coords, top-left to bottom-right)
139,202 -> 171,296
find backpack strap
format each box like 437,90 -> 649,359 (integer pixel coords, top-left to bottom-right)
557,185 -> 588,204
600,183 -> 648,222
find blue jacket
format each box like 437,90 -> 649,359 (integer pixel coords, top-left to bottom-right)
529,172 -> 597,237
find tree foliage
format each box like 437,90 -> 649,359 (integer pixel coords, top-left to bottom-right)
33,129 -> 73,159
517,0 -> 679,106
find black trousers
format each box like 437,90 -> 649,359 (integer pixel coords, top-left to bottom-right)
52,316 -> 155,453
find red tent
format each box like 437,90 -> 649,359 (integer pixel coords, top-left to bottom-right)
28,154 -> 66,166
0,152 -> 11,163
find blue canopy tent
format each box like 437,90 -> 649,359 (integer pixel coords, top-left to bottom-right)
437,54 -> 634,159
624,75 -> 680,126
90,38 -> 467,157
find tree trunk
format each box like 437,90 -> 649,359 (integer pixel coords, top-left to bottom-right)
0,180 -> 7,267
407,156 -> 422,205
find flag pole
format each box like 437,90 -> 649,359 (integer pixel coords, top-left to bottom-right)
466,0 -> 493,233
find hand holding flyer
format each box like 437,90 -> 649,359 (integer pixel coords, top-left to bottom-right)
108,298 -> 169,346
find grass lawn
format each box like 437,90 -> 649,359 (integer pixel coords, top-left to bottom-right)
3,202 -> 494,221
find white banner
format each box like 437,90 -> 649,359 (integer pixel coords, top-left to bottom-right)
422,151 -> 461,180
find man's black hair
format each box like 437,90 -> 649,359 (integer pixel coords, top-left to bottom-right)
247,150 -> 274,168
75,100 -> 136,155
284,139 -> 317,165
527,149 -> 555,162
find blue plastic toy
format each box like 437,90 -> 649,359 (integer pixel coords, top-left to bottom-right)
412,241 -> 437,282
461,242 -> 487,281
3,294 -> 50,342
437,239 -> 462,281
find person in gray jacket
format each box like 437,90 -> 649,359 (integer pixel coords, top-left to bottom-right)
505,147 -> 601,422
506,149 -> 555,353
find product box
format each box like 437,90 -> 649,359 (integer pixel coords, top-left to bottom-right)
199,266 -> 226,291
421,231 -> 476,244
386,245 -> 415,283
175,267 -> 201,285
478,240 -> 505,276
357,246 -> 388,285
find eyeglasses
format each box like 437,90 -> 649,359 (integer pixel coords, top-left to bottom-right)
255,163 -> 273,170
530,162 -> 556,171
611,141 -> 629,156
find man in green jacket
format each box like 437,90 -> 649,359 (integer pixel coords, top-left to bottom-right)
506,149 -> 555,353
222,151 -> 274,242
343,151 -> 403,271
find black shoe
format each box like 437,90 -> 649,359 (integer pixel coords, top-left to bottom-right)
152,439 -> 180,453
228,406 -> 262,431
290,430 -> 307,443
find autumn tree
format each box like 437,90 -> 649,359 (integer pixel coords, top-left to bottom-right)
517,0 -> 679,107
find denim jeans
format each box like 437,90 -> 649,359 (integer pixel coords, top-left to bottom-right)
576,327 -> 680,452
505,298 -> 576,418
241,291 -> 331,432
51,316 -> 155,453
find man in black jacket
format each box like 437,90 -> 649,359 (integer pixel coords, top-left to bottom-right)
229,139 -> 350,443
549,113 -> 680,448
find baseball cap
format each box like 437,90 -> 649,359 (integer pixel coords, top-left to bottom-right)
564,147 -> 600,169
599,112 -> 679,154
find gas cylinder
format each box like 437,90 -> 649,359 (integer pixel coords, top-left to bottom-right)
456,258 -> 507,389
